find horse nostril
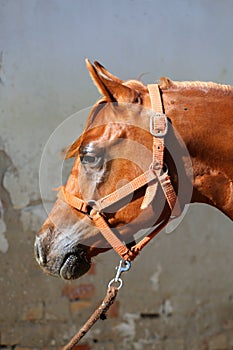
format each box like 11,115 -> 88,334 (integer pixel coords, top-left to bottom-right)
34,236 -> 47,266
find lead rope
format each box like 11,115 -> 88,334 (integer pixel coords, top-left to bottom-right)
62,286 -> 118,350
62,219 -> 169,349
62,261 -> 131,350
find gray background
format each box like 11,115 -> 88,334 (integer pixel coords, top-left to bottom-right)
0,1 -> 232,349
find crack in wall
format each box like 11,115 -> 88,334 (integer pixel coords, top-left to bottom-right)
0,149 -> 23,252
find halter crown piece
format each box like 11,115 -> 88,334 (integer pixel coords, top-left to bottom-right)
58,84 -> 181,261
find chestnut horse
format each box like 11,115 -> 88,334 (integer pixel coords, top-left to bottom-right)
35,60 -> 233,280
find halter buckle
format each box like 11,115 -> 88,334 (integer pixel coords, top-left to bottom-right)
150,112 -> 168,137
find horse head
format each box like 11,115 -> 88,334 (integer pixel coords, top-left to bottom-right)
35,60 -> 187,280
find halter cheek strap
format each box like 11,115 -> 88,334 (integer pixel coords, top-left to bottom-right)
142,84 -> 180,216
57,84 -> 180,262
141,84 -> 167,209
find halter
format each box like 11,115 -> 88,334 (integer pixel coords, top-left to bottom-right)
57,84 -> 180,262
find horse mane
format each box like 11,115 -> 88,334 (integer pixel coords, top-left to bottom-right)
159,77 -> 233,95
124,77 -> 233,96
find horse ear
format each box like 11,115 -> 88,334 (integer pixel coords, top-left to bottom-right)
85,59 -> 137,102
93,61 -> 123,84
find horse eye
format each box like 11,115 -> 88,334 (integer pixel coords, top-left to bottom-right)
134,95 -> 142,104
80,154 -> 102,167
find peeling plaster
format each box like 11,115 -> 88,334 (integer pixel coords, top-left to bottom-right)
0,51 -> 6,85
150,264 -> 162,291
133,339 -> 157,350
3,167 -> 30,209
20,204 -> 47,232
0,218 -> 8,253
0,200 -> 8,253
114,313 -> 139,343
159,299 -> 173,317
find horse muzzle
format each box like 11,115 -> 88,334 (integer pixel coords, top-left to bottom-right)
34,231 -> 91,280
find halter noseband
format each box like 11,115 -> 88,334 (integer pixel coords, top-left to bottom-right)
57,84 -> 180,262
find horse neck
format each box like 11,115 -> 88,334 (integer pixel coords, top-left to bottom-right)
161,83 -> 233,220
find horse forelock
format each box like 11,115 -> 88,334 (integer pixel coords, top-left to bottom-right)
65,87 -> 146,159
123,79 -> 148,91
65,98 -> 109,159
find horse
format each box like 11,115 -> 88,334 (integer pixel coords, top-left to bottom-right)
34,60 -> 233,281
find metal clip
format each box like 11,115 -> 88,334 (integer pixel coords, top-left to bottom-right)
108,260 -> 131,290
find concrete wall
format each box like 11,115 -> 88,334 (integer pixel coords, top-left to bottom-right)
0,1 -> 233,349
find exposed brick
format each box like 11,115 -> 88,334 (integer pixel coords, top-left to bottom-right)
188,338 -> 209,350
62,284 -> 95,301
70,344 -> 90,350
201,338 -> 209,350
88,263 -> 96,275
14,347 -> 30,350
70,301 -> 92,315
208,333 -> 227,350
107,300 -> 119,318
21,302 -> 44,321
58,347 -> 86,350
224,319 -> 233,330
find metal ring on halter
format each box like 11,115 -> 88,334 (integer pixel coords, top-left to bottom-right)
149,162 -> 169,173
149,161 -> 160,171
88,200 -> 97,210
108,277 -> 123,290
87,200 -> 98,218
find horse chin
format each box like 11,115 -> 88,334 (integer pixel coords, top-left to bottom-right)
59,249 -> 91,280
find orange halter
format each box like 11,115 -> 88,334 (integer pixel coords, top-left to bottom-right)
58,84 -> 180,262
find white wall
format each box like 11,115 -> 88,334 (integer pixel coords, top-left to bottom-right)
0,1 -> 232,348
